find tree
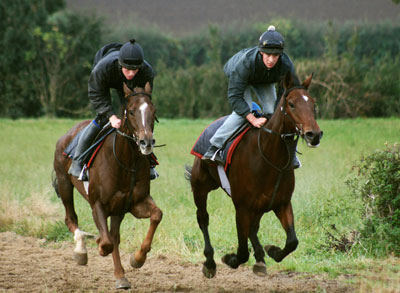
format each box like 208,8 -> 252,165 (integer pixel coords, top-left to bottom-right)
27,10 -> 102,117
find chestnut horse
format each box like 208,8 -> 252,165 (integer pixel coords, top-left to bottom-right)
186,72 -> 323,278
52,84 -> 162,289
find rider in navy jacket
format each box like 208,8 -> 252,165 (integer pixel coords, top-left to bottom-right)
69,40 -> 159,181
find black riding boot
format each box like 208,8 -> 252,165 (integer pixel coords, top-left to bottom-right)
148,153 -> 159,180
68,121 -> 101,180
292,147 -> 302,169
202,145 -> 225,165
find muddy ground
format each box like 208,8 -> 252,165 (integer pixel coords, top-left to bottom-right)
0,231 -> 354,292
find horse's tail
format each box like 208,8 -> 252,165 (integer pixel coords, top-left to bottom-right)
51,170 -> 61,198
184,164 -> 192,181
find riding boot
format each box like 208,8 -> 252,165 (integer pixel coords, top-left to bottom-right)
292,148 -> 302,169
148,153 -> 159,180
202,145 -> 225,165
68,121 -> 101,180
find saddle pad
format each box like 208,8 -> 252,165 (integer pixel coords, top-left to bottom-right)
63,127 -> 112,167
190,116 -> 250,171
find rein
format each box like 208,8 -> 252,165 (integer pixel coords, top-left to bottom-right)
111,91 -> 152,213
257,85 -> 305,211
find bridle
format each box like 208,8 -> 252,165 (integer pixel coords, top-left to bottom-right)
116,91 -> 154,145
258,85 -> 308,171
113,91 -> 154,168
111,90 -> 154,213
257,85 -> 309,211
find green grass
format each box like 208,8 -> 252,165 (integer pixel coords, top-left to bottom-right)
0,117 -> 399,290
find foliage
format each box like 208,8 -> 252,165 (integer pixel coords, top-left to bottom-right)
153,61 -> 229,118
346,143 -> 400,256
0,0 -> 65,118
27,10 -> 103,117
0,0 -> 102,118
1,7 -> 399,118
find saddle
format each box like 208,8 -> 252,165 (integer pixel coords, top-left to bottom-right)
191,102 -> 265,171
63,126 -> 115,168
190,116 -> 250,171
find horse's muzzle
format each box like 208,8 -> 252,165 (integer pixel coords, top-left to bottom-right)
304,130 -> 323,147
139,138 -> 155,155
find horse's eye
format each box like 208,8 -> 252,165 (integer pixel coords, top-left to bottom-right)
129,111 -> 134,116
288,102 -> 295,109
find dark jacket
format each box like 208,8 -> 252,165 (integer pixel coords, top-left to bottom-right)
223,46 -> 297,117
88,44 -> 155,119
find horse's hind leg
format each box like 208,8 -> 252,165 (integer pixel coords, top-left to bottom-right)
54,168 -> 88,265
191,161 -> 219,278
265,202 -> 298,262
109,215 -> 131,290
249,214 -> 267,276
194,185 -> 216,278
130,196 -> 163,269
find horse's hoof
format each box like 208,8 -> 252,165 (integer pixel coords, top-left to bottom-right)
130,253 -> 145,268
73,252 -> 88,265
221,254 -> 239,269
252,261 -> 267,277
115,277 -> 131,290
98,242 -> 113,257
202,265 -> 216,278
264,245 -> 280,259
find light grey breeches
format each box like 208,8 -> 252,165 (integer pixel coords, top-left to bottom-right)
210,83 -> 277,148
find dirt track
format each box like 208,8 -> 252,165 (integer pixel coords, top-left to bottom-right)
0,231 -> 353,292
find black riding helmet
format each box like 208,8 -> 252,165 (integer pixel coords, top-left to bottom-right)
258,25 -> 284,54
118,39 -> 144,70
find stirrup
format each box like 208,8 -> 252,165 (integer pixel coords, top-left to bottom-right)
78,165 -> 89,181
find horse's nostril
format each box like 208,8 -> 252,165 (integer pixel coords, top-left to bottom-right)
305,131 -> 314,139
151,139 -> 156,145
139,140 -> 146,146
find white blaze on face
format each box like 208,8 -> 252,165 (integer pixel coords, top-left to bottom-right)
139,102 -> 148,132
302,95 -> 309,102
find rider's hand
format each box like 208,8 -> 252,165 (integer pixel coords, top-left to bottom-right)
246,113 -> 267,128
109,115 -> 122,129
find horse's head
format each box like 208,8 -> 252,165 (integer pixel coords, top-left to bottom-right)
280,72 -> 323,147
122,83 -> 156,155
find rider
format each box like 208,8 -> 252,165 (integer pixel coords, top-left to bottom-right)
202,25 -> 301,168
68,39 -> 159,181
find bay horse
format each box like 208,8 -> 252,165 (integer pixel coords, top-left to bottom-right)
186,72 -> 323,278
52,84 -> 162,289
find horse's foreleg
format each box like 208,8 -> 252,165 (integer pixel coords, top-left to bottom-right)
92,201 -> 113,256
110,215 -> 131,290
130,196 -> 163,269
249,214 -> 267,276
222,208 -> 251,269
265,202 -> 298,262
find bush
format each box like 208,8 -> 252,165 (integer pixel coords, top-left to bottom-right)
346,143 -> 400,256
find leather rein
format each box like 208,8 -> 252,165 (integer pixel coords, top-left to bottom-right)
112,91 -> 153,212
257,85 -> 306,211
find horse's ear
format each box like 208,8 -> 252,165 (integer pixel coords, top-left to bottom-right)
302,72 -> 314,90
123,83 -> 133,98
144,82 -> 152,95
283,71 -> 294,89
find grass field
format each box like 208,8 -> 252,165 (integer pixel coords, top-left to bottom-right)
0,118 -> 399,291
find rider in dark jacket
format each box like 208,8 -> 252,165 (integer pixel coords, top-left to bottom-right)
69,39 -> 159,181
202,25 -> 301,168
